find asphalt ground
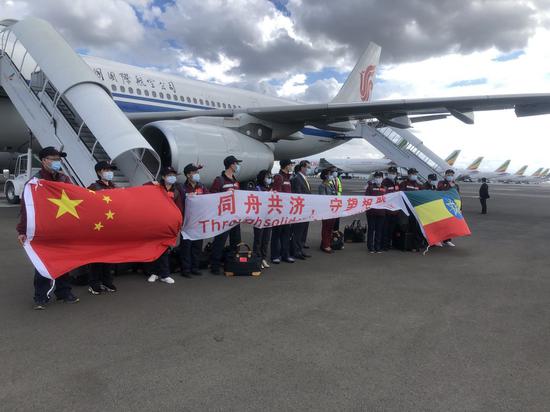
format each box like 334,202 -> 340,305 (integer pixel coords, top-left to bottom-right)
1,181 -> 549,411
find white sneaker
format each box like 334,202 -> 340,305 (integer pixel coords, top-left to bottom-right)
434,242 -> 444,247
262,259 -> 270,268
160,276 -> 175,284
147,274 -> 158,283
444,241 -> 456,247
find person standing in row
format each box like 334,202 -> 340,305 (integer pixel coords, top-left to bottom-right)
382,166 -> 400,251
209,156 -> 242,275
423,173 -> 438,190
437,169 -> 460,247
330,166 -> 343,232
87,161 -> 118,294
479,177 -> 490,214
271,159 -> 295,264
180,163 -> 208,277
318,169 -> 337,253
290,160 -> 312,260
147,166 -> 182,284
17,147 -> 79,309
253,169 -> 273,269
400,168 -> 423,252
365,171 -> 386,253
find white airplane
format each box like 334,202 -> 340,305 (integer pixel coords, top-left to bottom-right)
455,156 -> 484,179
445,149 -> 461,167
500,165 -> 530,183
3,17 -> 550,187
468,159 -> 512,181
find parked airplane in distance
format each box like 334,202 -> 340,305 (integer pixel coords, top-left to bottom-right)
445,150 -> 461,166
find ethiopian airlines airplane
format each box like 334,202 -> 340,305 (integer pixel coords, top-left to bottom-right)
3,18 -> 550,185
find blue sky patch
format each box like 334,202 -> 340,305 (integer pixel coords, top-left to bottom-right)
493,50 -> 525,62
447,78 -> 488,88
268,0 -> 291,17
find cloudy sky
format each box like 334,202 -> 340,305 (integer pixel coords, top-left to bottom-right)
2,0 -> 550,173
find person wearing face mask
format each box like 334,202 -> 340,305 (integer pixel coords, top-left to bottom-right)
399,168 -> 423,251
399,168 -> 421,191
209,156 -> 242,275
253,169 -> 273,269
329,166 -> 343,232
382,166 -> 400,251
270,159 -> 295,264
290,160 -> 312,260
86,161 -> 119,295
437,169 -> 460,247
16,146 -> 79,309
318,169 -> 337,253
180,163 -> 208,277
365,171 -> 387,253
423,173 -> 439,190
146,166 -> 183,284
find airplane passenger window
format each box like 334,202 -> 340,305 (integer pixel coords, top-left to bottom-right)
159,92 -> 164,99
120,86 -> 126,93
205,100 -> 210,106
222,103 -> 227,108
152,91 -> 157,97
144,90 -> 149,96
193,98 -> 197,104
180,96 -> 185,102
173,94 -> 178,100
137,89 -> 142,95
128,87 -> 134,94
166,93 -> 171,100
199,99 -> 204,105
111,84 -> 117,92
187,97 -> 191,103
217,102 -> 221,108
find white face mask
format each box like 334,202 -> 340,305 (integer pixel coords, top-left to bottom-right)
102,171 -> 114,181
192,173 -> 201,183
264,177 -> 273,185
332,172 -> 338,178
234,164 -> 241,174
409,175 -> 418,181
445,175 -> 454,182
165,175 -> 177,185
374,178 -> 383,185
388,173 -> 396,180
306,167 -> 313,175
430,179 -> 438,185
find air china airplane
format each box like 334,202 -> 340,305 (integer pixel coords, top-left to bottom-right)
3,17 -> 550,186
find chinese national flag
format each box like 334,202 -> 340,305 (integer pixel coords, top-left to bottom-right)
22,179 -> 183,279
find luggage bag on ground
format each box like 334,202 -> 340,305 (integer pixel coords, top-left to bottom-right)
224,243 -> 262,277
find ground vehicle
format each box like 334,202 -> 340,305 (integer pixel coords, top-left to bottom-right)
2,149 -> 40,204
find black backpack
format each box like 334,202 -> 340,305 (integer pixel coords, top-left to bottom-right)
344,220 -> 366,243
331,231 -> 345,250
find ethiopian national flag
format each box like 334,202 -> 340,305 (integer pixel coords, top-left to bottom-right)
403,189 -> 471,245
21,178 -> 183,279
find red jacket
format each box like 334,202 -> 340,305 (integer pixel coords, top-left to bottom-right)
17,168 -> 72,235
399,179 -> 421,191
184,180 -> 208,195
437,180 -> 460,192
272,171 -> 292,193
87,179 -> 116,191
365,182 -> 387,216
210,172 -> 240,193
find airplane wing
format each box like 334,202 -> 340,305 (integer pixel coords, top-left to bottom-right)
127,93 -> 550,128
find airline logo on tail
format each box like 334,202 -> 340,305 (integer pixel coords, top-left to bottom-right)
445,150 -> 461,166
359,65 -> 376,101
515,165 -> 528,176
467,157 -> 484,171
531,167 -> 543,177
495,160 -> 511,173
540,168 -> 549,177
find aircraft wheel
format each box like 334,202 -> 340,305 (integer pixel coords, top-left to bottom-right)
5,183 -> 20,204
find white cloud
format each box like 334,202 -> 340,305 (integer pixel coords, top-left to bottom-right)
177,53 -> 242,84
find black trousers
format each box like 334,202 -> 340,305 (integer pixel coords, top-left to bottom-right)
89,263 -> 114,289
383,213 -> 399,250
302,222 -> 309,246
149,249 -> 171,278
291,222 -> 308,257
480,198 -> 487,214
333,218 -> 340,231
367,214 -> 385,251
180,238 -> 203,273
34,270 -> 72,303
253,227 -> 272,259
211,225 -> 241,270
271,224 -> 291,260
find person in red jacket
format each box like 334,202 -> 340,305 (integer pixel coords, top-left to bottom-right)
423,173 -> 438,190
365,171 -> 386,253
399,168 -> 422,191
16,147 -> 79,310
399,168 -> 423,251
382,166 -> 400,250
270,159 -> 295,264
209,155 -> 242,275
436,169 -> 460,247
87,161 -> 118,295
180,163 -> 208,277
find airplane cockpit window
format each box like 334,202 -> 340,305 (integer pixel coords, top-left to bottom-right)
187,97 -> 191,103
137,89 -> 142,95
217,102 -> 221,108
159,92 -> 164,99
111,84 -> 117,92
193,98 -> 197,104
199,99 -> 204,105
173,94 -> 178,100
205,100 -> 210,106
144,90 -> 150,97
152,91 -> 157,97
166,93 -> 171,100
180,96 -> 185,102
120,86 -> 126,93
128,87 -> 134,94
222,103 -> 227,108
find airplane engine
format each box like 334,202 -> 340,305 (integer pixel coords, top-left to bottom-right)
140,121 -> 274,185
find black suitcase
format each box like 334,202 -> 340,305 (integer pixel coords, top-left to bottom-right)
393,230 -> 417,251
344,220 -> 366,243
224,243 -> 262,277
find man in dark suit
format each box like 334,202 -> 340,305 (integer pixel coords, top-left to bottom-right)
290,160 -> 312,260
479,177 -> 490,214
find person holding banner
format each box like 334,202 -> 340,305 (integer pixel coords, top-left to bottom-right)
365,171 -> 386,253
180,163 -> 208,277
16,146 -> 79,309
290,160 -> 312,260
318,169 -> 337,253
209,156 -> 242,275
423,174 -> 438,190
253,170 -> 273,269
270,159 -> 295,264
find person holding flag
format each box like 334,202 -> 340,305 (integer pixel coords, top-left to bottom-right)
382,166 -> 400,251
365,171 -> 387,253
17,146 -> 79,310
423,174 -> 438,190
436,169 -> 461,247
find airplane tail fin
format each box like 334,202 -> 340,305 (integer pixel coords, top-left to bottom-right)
531,167 -> 543,177
494,159 -> 511,173
467,156 -> 484,171
445,150 -> 461,166
540,168 -> 549,177
515,165 -> 528,176
331,42 -> 381,103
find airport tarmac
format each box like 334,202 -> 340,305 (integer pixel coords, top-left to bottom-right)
1,181 -> 549,411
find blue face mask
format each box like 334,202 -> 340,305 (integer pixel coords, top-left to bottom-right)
409,175 -> 418,181
192,174 -> 201,183
165,175 -> 177,185
235,164 -> 241,174
50,160 -> 62,172
374,178 -> 383,185
265,177 -> 273,185
388,173 -> 396,180
445,175 -> 454,182
102,171 -> 114,181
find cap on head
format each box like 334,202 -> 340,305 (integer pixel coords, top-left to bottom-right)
388,166 -> 398,173
428,173 -> 437,180
39,146 -> 67,160
407,167 -> 418,175
161,165 -> 178,176
373,171 -> 383,178
224,155 -> 242,168
279,159 -> 295,169
445,169 -> 455,175
298,160 -> 309,169
481,177 -> 487,182
183,163 -> 202,175
94,161 -> 117,172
